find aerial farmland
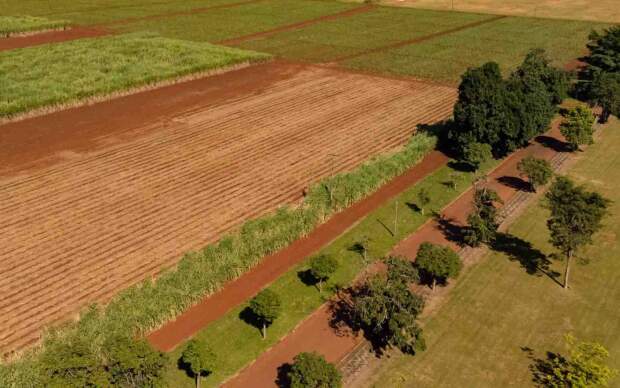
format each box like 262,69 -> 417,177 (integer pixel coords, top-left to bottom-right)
0,1 -> 618,387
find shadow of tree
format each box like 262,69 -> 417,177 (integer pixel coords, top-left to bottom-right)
522,345 -> 569,387
405,201 -> 421,213
436,216 -> 467,246
416,120 -> 457,159
535,135 -> 570,153
491,233 -> 561,284
238,306 -> 264,337
497,175 -> 532,192
275,362 -> 292,388
297,269 -> 318,288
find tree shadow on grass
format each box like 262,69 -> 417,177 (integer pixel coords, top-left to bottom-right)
535,135 -> 570,153
497,175 -> 532,192
405,201 -> 421,213
522,345 -> 568,387
297,269 -> 318,288
491,233 -> 561,285
238,306 -> 263,337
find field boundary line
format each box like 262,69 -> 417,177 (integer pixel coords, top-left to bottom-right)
0,26 -> 110,52
331,14 -> 507,63
219,4 -> 376,46
0,60 -> 267,125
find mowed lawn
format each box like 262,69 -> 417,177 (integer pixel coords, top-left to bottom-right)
365,119 -> 620,387
236,6 -> 608,83
0,33 -> 268,118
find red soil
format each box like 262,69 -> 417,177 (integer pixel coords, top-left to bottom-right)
0,62 -> 456,355
147,150 -> 449,351
0,27 -> 109,51
223,126 -> 567,387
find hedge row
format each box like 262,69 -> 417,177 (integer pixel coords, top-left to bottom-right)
1,132 -> 437,386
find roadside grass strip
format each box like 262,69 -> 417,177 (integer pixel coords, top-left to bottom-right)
369,119 -> 620,387
0,16 -> 69,37
161,157 -> 499,387
0,33 -> 269,119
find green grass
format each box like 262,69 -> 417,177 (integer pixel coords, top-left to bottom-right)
163,155 -> 500,387
0,33 -> 269,118
0,15 -> 68,36
114,0 -> 358,43
366,118 -> 620,387
345,16 -> 610,83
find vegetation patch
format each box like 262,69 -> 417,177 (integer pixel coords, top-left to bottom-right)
0,15 -> 68,37
0,33 -> 269,118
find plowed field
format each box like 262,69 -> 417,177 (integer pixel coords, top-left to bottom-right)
0,63 -> 456,354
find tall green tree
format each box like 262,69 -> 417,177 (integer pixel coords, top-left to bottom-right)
104,335 -> 167,388
461,142 -> 492,171
578,26 -> 620,100
352,275 -> 425,354
590,72 -> 620,122
415,242 -> 462,290
180,338 -> 216,388
287,352 -> 342,388
532,334 -> 618,387
560,105 -> 596,151
385,256 -> 420,285
248,289 -> 282,339
464,187 -> 502,246
308,254 -> 338,293
546,176 -> 609,289
517,156 -> 554,192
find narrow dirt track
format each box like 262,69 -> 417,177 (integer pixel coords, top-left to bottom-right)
147,150 -> 449,351
223,126 -> 568,388
0,27 -> 109,51
0,62 -> 456,354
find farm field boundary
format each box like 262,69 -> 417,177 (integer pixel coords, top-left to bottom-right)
0,26 -> 109,51
0,62 -> 457,358
0,15 -> 68,37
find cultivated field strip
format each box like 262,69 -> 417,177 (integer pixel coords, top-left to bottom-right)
0,66 -> 456,353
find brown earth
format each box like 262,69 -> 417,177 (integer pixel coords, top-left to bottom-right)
147,150 -> 449,351
223,125 -> 568,387
0,62 -> 456,355
0,26 -> 109,51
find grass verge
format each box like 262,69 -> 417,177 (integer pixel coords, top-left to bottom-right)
162,156 -> 499,387
0,33 -> 269,119
0,16 -> 68,37
366,118 -> 620,387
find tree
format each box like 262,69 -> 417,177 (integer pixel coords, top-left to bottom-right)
417,188 -> 431,215
462,142 -> 492,171
352,275 -> 425,354
385,256 -> 419,285
39,335 -> 108,388
546,176 -> 609,289
415,242 -> 462,290
249,289 -> 282,339
287,352 -> 342,388
464,187 -> 502,246
308,254 -> 338,293
578,26 -> 620,102
517,156 -> 554,192
590,72 -> 620,123
104,334 -> 167,388
560,105 -> 596,151
180,338 -> 216,388
532,334 -> 618,387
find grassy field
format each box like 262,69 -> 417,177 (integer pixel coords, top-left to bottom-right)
237,6 -> 608,83
377,0 -> 620,23
365,119 -> 620,387
162,152 -> 500,387
0,16 -> 68,36
113,0 -> 357,43
0,33 -> 268,118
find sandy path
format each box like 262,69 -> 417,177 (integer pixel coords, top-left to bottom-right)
0,62 -> 456,355
223,126 -> 567,387
0,27 -> 109,51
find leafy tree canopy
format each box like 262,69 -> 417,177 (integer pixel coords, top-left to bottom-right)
517,156 -> 554,192
287,352 -> 342,388
180,338 -> 215,388
385,256 -> 420,285
104,335 -> 167,388
590,72 -> 620,122
308,254 -> 338,284
462,142 -> 492,171
560,105 -> 596,151
581,26 -> 620,81
415,242 -> 462,289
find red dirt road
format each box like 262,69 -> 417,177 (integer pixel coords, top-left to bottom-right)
148,150 -> 449,351
0,27 -> 109,51
223,127 -> 567,387
0,62 -> 456,354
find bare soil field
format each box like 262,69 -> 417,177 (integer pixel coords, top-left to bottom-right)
0,62 -> 456,354
379,0 -> 620,23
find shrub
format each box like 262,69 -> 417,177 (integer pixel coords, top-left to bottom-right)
517,156 -> 553,192
287,352 -> 342,388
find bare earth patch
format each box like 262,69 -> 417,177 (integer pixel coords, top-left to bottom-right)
0,62 -> 456,354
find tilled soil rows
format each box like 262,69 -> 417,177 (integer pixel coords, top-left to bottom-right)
0,63 -> 456,354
